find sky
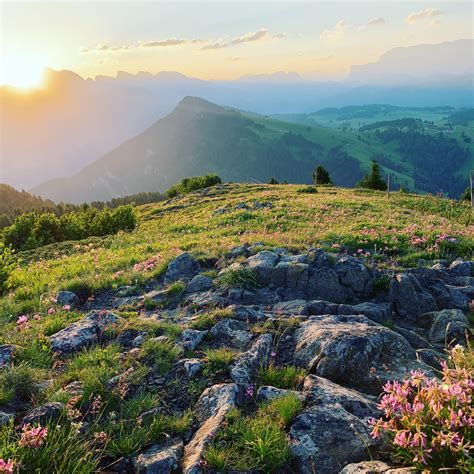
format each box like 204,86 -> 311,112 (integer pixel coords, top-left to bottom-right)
0,0 -> 472,86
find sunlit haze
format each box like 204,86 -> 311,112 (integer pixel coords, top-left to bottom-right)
1,0 -> 472,84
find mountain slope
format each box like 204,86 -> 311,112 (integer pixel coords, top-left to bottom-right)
31,97 -> 471,203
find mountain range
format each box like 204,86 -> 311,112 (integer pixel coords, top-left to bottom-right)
31,97 -> 473,203
1,39 -> 472,191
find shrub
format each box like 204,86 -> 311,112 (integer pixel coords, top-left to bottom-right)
357,160 -> 387,191
372,275 -> 391,294
297,186 -> 318,194
2,205 -> 137,251
165,174 -> 222,198
0,245 -> 14,295
370,345 -> 473,472
312,165 -> 332,185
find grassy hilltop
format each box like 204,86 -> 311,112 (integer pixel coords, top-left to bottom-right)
1,183 -> 472,321
0,183 -> 472,472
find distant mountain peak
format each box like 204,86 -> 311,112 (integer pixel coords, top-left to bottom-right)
173,96 -> 226,114
238,71 -> 304,83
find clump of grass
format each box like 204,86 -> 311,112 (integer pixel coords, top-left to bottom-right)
257,364 -> 306,390
166,281 -> 186,297
0,363 -> 40,405
190,308 -> 234,330
141,338 -> 181,373
203,348 -> 237,377
14,335 -> 53,369
217,267 -> 259,290
205,394 -> 301,472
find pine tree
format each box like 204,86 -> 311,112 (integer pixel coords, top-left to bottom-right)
357,160 -> 387,191
312,165 -> 332,185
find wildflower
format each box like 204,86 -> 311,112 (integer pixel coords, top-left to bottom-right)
16,315 -> 28,325
47,307 -> 55,315
245,384 -> 255,398
62,304 -> 71,311
92,431 -> 109,444
19,424 -> 48,448
0,459 -> 15,474
33,314 -> 41,321
270,351 -> 277,358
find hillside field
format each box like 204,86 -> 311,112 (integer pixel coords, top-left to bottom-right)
2,183 -> 472,321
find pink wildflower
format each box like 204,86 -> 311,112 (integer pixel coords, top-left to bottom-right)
47,307 -> 55,315
0,459 -> 15,474
19,424 -> 48,448
33,314 -> 41,321
16,315 -> 28,325
62,305 -> 71,311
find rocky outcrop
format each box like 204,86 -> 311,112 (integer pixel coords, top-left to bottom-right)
340,461 -> 416,473
183,383 -> 238,473
230,333 -> 272,385
50,311 -> 119,354
164,253 -> 200,283
133,438 -> 183,473
293,314 -> 428,393
290,376 -> 381,473
21,402 -> 64,427
417,309 -> 471,346
209,319 -> 252,349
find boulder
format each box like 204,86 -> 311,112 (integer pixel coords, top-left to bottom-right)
183,384 -> 238,473
289,376 -> 381,473
133,438 -> 183,473
308,300 -> 339,315
245,251 -> 280,285
273,299 -> 309,316
419,309 -> 471,346
183,358 -> 204,378
21,402 -> 64,427
179,329 -> 206,351
335,256 -> 370,293
186,275 -> 212,293
56,290 -> 80,308
0,344 -> 15,368
307,268 -> 348,303
338,302 -> 392,325
293,314 -> 427,393
226,288 -> 260,305
230,333 -> 272,385
50,311 -> 119,354
209,319 -> 252,349
389,273 -> 437,319
164,253 -> 200,283
0,411 -> 14,426
256,386 -> 304,403
449,258 -> 472,277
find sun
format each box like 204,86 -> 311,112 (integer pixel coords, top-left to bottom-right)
0,55 -> 48,90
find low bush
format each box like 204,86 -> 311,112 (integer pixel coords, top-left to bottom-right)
166,174 -> 222,198
2,205 -> 137,251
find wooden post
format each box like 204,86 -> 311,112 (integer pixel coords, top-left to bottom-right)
387,173 -> 390,198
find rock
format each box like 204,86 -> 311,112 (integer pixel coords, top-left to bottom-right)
0,344 -> 15,368
293,314 -> 427,393
449,258 -> 472,277
256,386 -> 304,402
187,275 -> 212,293
183,358 -> 204,377
112,295 -> 144,310
289,376 -> 381,473
228,305 -> 269,323
210,319 -> 252,349
230,333 -> 272,385
0,411 -> 14,426
338,302 -> 392,325
133,438 -> 183,473
56,290 -> 80,308
420,309 -> 471,346
335,255 -> 370,293
417,348 -> 445,370
308,300 -> 339,315
446,285 -> 471,311
273,299 -> 309,316
395,327 -> 433,350
21,402 -> 64,427
245,251 -> 280,285
340,461 -> 416,473
179,329 -> 206,351
226,288 -> 260,305
389,273 -> 437,319
50,311 -> 119,354
307,267 -> 348,303
227,245 -> 250,258
164,253 -> 200,283
271,262 -> 309,290
183,384 -> 238,473
184,291 -> 225,309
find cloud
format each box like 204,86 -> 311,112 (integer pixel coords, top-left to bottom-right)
231,28 -> 269,44
317,55 -> 334,62
142,38 -> 188,47
226,56 -> 242,61
320,20 -> 347,41
406,7 -> 443,24
272,33 -> 287,39
367,17 -> 386,27
200,42 -> 228,51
